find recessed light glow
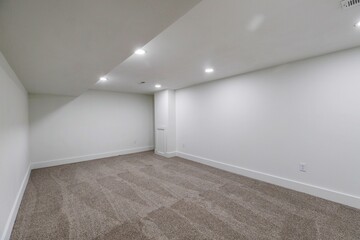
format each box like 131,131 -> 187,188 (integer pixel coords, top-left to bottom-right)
355,21 -> 360,28
135,49 -> 146,55
155,84 -> 162,88
205,68 -> 214,73
99,76 -> 107,81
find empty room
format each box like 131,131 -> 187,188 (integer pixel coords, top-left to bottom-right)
1,0 -> 360,239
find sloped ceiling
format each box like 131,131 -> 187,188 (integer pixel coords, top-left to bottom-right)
0,0 -> 201,96
93,0 -> 360,94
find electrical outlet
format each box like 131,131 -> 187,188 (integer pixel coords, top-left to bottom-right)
133,140 -> 137,145
299,162 -> 307,172
182,143 -> 185,149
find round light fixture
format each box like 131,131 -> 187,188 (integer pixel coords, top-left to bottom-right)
99,76 -> 108,81
355,20 -> 360,28
135,49 -> 146,55
155,84 -> 162,88
205,68 -> 214,73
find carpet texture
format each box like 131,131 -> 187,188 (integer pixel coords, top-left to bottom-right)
11,151 -> 360,240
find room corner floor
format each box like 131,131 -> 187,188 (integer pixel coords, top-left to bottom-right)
11,151 -> 360,240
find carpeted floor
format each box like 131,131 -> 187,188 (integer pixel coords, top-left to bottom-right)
11,151 -> 360,240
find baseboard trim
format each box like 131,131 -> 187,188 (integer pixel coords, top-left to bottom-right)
155,151 -> 177,158
176,151 -> 360,209
1,166 -> 31,240
31,146 -> 154,169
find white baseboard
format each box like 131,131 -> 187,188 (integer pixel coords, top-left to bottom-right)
1,166 -> 31,240
155,151 -> 177,158
31,146 -> 154,169
176,151 -> 360,209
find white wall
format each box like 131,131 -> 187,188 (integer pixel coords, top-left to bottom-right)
176,47 -> 360,208
154,90 -> 176,157
168,90 -> 176,153
29,90 -> 154,167
0,52 -> 29,240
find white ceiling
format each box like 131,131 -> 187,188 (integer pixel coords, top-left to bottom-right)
93,0 -> 360,94
0,0 -> 201,96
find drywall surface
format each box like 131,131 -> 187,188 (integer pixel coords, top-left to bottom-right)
154,90 -> 176,156
176,47 -> 360,205
167,90 -> 176,153
29,90 -> 154,165
0,52 -> 29,240
155,90 -> 169,130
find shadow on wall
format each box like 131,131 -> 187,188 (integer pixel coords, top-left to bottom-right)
28,90 -> 155,164
28,94 -> 77,127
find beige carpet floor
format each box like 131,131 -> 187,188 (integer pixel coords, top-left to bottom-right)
11,151 -> 360,240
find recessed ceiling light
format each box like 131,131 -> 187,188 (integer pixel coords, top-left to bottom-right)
355,21 -> 360,28
99,76 -> 107,81
155,84 -> 162,88
205,68 -> 214,73
135,49 -> 146,55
